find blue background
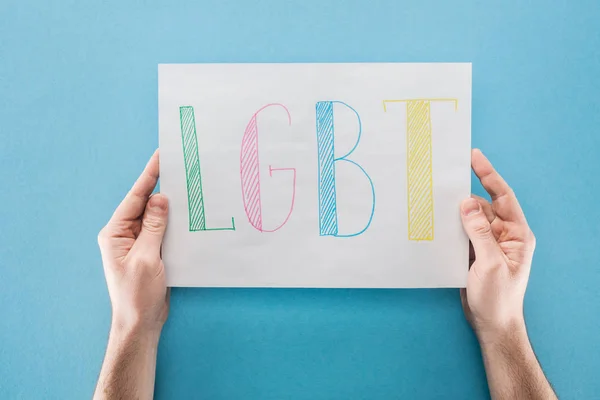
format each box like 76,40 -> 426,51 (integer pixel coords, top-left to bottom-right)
1,0 -> 599,398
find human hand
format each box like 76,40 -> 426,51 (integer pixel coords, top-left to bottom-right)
97,150 -> 170,335
460,149 -> 536,342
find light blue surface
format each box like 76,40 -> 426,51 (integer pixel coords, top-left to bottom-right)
1,0 -> 599,398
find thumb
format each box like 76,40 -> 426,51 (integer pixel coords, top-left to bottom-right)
460,198 -> 500,264
136,193 -> 169,255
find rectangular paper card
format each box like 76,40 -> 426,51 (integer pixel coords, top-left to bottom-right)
159,63 -> 471,288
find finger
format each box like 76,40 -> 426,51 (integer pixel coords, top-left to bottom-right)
110,150 -> 160,223
133,193 -> 169,257
471,194 -> 495,223
460,198 -> 502,266
471,149 -> 526,223
471,149 -> 511,200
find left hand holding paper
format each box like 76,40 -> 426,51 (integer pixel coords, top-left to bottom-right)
97,150 -> 170,334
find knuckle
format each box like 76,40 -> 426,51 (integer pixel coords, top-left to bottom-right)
527,229 -> 536,248
130,254 -> 154,271
515,225 -> 536,248
97,227 -> 109,245
128,253 -> 161,278
143,216 -> 165,233
471,220 -> 492,238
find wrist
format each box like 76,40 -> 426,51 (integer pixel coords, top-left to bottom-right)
110,305 -> 166,339
476,316 -> 528,351
109,318 -> 162,345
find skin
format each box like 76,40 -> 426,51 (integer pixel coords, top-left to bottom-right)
94,150 -> 169,400
460,149 -> 556,399
95,149 -> 556,399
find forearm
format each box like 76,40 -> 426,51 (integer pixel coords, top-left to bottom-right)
478,320 -> 556,400
94,325 -> 160,400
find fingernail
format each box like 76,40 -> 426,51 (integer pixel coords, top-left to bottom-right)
462,198 -> 480,216
151,204 -> 165,213
149,195 -> 168,212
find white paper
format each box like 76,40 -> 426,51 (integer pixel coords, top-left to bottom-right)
159,63 -> 471,288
